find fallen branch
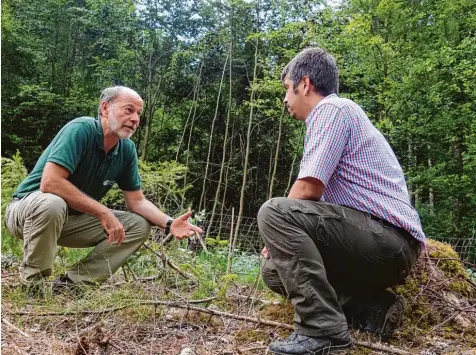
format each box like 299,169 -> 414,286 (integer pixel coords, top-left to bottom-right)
237,345 -> 267,353
2,318 -> 31,338
7,300 -> 417,355
9,297 -> 217,316
143,243 -> 195,281
354,340 -> 415,355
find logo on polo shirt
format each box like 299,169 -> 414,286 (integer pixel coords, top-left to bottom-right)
103,180 -> 116,186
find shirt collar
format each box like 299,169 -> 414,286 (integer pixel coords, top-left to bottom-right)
305,93 -> 339,124
95,118 -> 120,156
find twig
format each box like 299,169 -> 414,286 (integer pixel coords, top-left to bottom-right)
2,318 -> 31,337
7,302 -> 416,355
193,231 -> 208,253
9,297 -> 217,316
121,266 -> 129,282
226,207 -> 235,274
143,243 -> 195,281
354,340 -> 415,355
238,345 -> 268,353
125,262 -> 137,281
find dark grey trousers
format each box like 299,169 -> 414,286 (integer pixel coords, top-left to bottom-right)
257,197 -> 420,337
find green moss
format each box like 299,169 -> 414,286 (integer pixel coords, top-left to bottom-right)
235,328 -> 270,343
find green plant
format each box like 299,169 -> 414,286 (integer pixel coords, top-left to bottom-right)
1,152 -> 28,257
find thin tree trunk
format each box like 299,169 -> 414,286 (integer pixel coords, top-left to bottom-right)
413,145 -> 419,207
208,42 -> 233,237
284,126 -> 304,196
199,50 -> 229,212
176,62 -> 203,162
181,68 -> 203,209
219,124 -> 235,238
141,50 -> 164,161
428,145 -> 434,211
268,107 -> 284,199
407,141 -> 413,204
141,50 -> 154,161
234,2 -> 260,241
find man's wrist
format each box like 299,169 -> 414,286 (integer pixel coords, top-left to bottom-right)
164,218 -> 174,235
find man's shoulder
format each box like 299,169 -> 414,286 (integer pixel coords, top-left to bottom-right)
65,116 -> 97,128
118,138 -> 138,154
60,117 -> 98,134
319,95 -> 358,111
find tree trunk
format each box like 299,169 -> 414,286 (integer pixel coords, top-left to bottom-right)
199,50 -> 229,212
176,62 -> 203,162
284,126 -> 304,196
428,145 -> 434,211
268,107 -> 284,199
181,65 -> 203,209
209,41 -> 233,237
234,1 -> 260,241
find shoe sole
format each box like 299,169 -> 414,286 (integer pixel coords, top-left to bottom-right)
378,295 -> 405,340
268,341 -> 354,355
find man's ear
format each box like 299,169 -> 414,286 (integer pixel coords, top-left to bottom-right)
302,76 -> 313,95
100,101 -> 109,118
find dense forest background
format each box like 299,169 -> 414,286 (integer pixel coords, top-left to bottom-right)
2,0 -> 476,243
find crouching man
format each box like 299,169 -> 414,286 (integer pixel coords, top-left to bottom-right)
5,86 -> 202,296
258,48 -> 425,355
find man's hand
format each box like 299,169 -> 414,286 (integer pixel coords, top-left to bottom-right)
261,246 -> 270,259
100,210 -> 126,246
171,211 -> 204,239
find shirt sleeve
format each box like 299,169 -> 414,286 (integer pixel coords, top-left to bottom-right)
117,146 -> 141,191
297,103 -> 349,186
47,123 -> 90,173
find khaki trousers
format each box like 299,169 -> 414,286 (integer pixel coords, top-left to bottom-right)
4,191 -> 151,284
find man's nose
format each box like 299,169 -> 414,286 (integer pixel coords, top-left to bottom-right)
130,113 -> 140,123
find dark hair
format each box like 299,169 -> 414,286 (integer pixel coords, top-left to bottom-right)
281,47 -> 339,96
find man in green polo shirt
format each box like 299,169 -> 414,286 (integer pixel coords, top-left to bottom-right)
4,86 -> 203,295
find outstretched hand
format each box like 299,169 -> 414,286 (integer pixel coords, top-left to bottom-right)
170,211 -> 203,239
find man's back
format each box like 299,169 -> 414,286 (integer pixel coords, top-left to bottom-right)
299,94 -> 425,244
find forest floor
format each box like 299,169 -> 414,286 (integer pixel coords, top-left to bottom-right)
1,239 -> 476,355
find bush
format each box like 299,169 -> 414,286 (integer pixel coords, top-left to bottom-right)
101,160 -> 191,214
1,152 -> 28,257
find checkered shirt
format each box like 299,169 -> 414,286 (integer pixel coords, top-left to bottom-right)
298,94 -> 426,244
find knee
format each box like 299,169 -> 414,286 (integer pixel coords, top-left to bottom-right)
33,193 -> 68,221
130,214 -> 151,241
258,198 -> 285,225
261,259 -> 286,296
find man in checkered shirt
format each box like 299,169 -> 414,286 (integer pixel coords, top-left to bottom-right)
259,48 -> 425,355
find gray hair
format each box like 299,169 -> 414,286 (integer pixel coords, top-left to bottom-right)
97,86 -> 141,119
281,47 -> 339,96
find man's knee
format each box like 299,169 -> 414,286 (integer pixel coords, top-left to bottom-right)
130,214 -> 151,241
261,259 -> 286,296
33,193 -> 68,221
258,197 -> 287,225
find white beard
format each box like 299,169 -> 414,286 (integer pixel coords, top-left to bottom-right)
107,107 -> 133,139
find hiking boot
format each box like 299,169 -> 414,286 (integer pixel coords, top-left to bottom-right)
268,330 -> 353,355
354,291 -> 405,340
21,274 -> 49,299
52,274 -> 90,296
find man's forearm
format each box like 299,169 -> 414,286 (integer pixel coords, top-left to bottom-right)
41,178 -> 109,218
127,199 -> 171,229
288,178 -> 324,201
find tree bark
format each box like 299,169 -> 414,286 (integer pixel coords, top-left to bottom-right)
234,1 -> 260,242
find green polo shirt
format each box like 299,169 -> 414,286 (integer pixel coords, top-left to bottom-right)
13,117 -> 141,201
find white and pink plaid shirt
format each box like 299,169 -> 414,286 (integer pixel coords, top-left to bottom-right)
298,94 -> 426,244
